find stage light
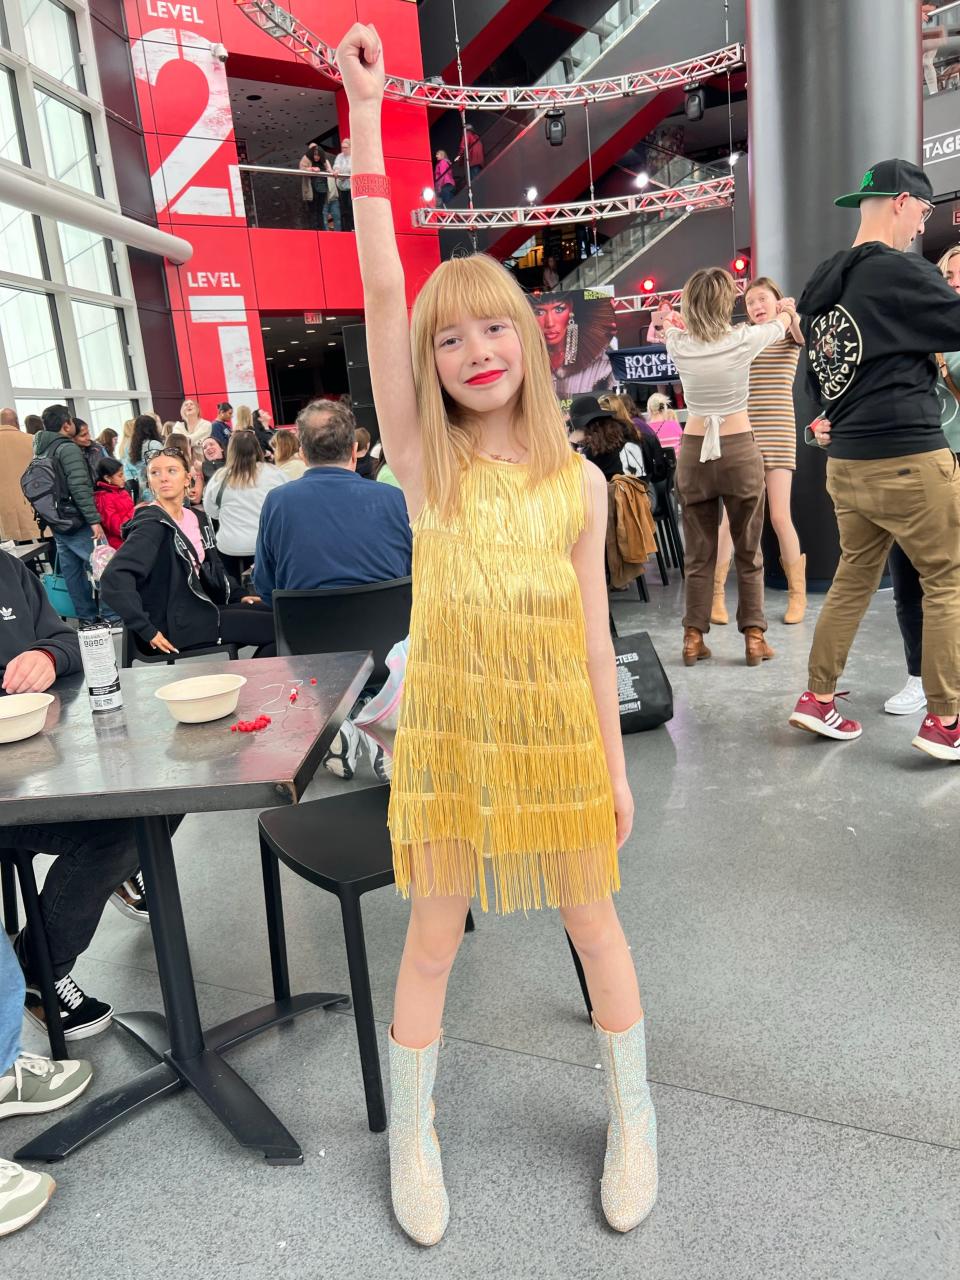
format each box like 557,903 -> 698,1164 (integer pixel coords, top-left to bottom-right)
684,86 -> 704,121
641,276 -> 656,293
525,186 -> 538,203
635,171 -> 650,189
727,150 -> 740,167
732,254 -> 749,275
545,108 -> 566,147
421,186 -> 435,201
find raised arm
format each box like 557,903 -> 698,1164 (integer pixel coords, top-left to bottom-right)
336,24 -> 423,512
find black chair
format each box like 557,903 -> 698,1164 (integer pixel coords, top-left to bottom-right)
272,578 -> 412,687
0,850 -> 68,1060
120,630 -> 239,668
652,475 -> 684,578
258,786 -> 592,1134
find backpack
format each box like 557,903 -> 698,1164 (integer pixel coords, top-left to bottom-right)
20,438 -> 85,534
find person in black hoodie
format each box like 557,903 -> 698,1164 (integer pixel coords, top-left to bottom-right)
99,447 -> 275,657
788,158 -> 960,762
0,549 -> 151,1040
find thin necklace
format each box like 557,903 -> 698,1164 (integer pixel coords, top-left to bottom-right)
477,446 -> 527,464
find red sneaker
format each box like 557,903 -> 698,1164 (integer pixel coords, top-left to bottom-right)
789,691 -> 862,740
912,715 -> 960,762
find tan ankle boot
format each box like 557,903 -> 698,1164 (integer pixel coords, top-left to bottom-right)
781,554 -> 807,624
594,1015 -> 658,1232
682,626 -> 711,667
388,1027 -> 449,1246
711,558 -> 731,624
744,626 -> 774,666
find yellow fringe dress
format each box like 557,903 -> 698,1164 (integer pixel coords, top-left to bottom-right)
388,452 -> 620,914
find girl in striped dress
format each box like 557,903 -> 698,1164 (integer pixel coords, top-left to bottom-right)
712,277 -> 806,624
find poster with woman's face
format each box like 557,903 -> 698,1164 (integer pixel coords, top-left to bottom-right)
530,288 -> 617,403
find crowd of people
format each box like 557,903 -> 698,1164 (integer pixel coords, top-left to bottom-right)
299,137 -> 353,231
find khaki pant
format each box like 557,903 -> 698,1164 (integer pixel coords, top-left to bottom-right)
809,449 -> 960,716
675,432 -> 767,633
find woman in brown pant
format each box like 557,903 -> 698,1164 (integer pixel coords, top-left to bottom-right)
663,268 -> 796,666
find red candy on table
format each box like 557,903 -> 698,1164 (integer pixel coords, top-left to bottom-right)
229,715 -> 272,734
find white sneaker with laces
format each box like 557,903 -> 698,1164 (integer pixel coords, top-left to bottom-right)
0,1052 -> 93,1118
0,1159 -> 55,1236
884,675 -> 926,716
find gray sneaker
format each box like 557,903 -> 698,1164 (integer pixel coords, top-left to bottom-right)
0,1051 -> 93,1119
0,1160 -> 55,1237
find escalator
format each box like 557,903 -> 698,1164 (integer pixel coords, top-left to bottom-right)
451,0 -> 746,259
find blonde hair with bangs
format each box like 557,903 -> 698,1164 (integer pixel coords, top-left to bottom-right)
410,254 -> 571,521
938,245 -> 960,276
681,267 -> 738,344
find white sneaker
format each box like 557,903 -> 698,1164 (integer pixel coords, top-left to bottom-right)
884,675 -> 926,716
0,1159 -> 55,1236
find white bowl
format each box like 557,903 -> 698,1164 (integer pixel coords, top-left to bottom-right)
155,673 -> 247,724
0,691 -> 55,744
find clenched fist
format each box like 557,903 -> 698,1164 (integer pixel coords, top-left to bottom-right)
336,23 -> 385,107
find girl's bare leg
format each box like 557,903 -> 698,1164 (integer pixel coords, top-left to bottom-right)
393,857 -> 470,1048
765,468 -> 801,564
560,896 -> 642,1031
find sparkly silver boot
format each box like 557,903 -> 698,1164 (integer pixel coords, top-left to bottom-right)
388,1026 -> 449,1246
594,1015 -> 658,1232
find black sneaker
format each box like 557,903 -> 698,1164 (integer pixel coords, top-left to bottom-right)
110,872 -> 149,922
24,973 -> 113,1041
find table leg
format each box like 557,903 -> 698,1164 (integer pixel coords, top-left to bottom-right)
19,815 -> 315,1165
15,1063 -> 182,1162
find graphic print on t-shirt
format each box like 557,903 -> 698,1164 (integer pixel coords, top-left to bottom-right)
809,305 -> 864,401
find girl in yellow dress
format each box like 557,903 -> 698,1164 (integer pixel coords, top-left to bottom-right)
337,23 -> 656,1246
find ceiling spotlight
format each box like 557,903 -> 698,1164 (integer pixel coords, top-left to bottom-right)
684,85 -> 705,121
298,357 -> 306,361
277,348 -> 285,353
327,341 -> 336,346
261,326 -> 271,331
290,340 -> 299,345
545,108 -> 566,147
525,186 -> 538,203
305,328 -> 316,333
635,171 -> 650,189
422,186 -> 435,202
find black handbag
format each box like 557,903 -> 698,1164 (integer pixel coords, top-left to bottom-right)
613,631 -> 673,733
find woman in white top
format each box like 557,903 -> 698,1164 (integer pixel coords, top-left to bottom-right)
203,429 -> 286,582
663,267 -> 796,668
178,398 -> 212,446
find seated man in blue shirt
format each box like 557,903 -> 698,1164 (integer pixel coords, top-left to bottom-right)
254,399 -> 411,604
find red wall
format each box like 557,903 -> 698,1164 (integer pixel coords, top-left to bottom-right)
123,0 -> 438,410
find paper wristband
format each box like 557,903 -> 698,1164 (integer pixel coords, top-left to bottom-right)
352,173 -> 392,200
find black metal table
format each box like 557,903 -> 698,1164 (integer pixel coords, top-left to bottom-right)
6,539 -> 52,567
1,652 -> 373,1166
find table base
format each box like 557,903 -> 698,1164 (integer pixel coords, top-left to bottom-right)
15,992 -> 349,1166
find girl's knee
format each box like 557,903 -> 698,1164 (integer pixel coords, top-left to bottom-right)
561,899 -> 621,959
406,903 -> 468,978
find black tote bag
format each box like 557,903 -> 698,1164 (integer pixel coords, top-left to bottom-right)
613,631 -> 673,733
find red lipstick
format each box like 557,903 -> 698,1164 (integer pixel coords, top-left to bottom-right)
466,369 -> 505,386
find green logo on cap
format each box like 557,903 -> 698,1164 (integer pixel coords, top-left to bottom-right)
861,168 -> 876,190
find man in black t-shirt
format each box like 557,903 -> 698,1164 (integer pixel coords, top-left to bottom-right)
788,159 -> 960,761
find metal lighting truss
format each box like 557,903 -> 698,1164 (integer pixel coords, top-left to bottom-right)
410,177 -> 734,229
610,281 -> 746,315
233,0 -> 743,109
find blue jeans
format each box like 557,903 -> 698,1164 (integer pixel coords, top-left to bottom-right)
54,525 -> 97,621
323,196 -> 342,231
0,931 -> 24,1072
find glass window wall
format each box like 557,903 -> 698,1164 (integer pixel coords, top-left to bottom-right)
0,285 -> 64,386
23,0 -> 85,93
35,88 -> 100,194
70,299 -> 131,389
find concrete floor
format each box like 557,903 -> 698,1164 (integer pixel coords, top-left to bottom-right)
3,574 -> 959,1280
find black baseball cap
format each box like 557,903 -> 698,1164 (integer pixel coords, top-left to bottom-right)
834,159 -> 933,208
569,395 -> 608,430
